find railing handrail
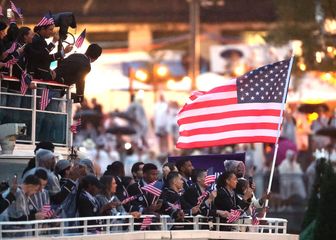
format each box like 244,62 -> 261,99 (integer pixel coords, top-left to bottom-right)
1,75 -> 70,88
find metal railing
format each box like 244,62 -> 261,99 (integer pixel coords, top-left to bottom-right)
0,215 -> 288,238
0,76 -> 73,147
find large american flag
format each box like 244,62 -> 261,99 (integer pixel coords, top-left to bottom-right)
176,58 -> 293,149
75,29 -> 86,48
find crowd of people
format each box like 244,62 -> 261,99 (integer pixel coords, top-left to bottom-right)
0,141 -> 270,237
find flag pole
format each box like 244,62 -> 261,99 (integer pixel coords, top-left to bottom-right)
263,56 -> 295,215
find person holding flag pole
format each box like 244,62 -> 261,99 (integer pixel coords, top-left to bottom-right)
176,55 -> 295,221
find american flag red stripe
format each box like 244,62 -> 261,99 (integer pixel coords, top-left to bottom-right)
40,88 -> 50,111
140,216 -> 152,230
70,118 -> 82,134
5,42 -> 17,54
141,184 -> 162,197
197,191 -> 209,205
10,1 -> 23,19
4,57 -> 18,68
226,209 -> 241,223
176,59 -> 292,149
42,204 -> 54,218
204,175 -> 216,185
251,206 -> 260,225
20,71 -> 28,95
121,195 -> 136,205
0,6 -> 3,16
75,29 -> 86,48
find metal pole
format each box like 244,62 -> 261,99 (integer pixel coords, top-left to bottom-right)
189,0 -> 200,90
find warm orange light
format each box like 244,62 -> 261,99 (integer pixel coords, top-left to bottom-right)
156,65 -> 169,77
233,65 -> 245,76
299,63 -> 306,71
135,69 -> 148,82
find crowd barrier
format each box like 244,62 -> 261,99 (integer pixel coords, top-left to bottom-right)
0,214 -> 290,239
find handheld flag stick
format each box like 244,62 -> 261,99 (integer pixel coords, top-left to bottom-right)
263,55 -> 295,217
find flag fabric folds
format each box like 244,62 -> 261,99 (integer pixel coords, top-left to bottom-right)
140,216 -> 152,230
121,195 -> 136,205
251,206 -> 260,225
40,88 -> 56,111
197,191 -> 209,205
70,118 -> 82,134
226,209 -> 242,223
36,15 -> 54,27
176,59 -> 292,149
41,204 -> 54,218
75,29 -> 86,48
4,57 -> 18,68
20,71 -> 32,95
204,175 -> 216,186
5,42 -> 17,54
10,1 -> 23,19
141,184 -> 162,197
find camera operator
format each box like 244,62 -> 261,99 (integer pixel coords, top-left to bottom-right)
54,43 -> 102,103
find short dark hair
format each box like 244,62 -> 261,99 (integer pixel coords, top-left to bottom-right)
34,141 -> 55,153
191,169 -> 207,183
16,26 -> 31,44
166,171 -> 180,187
143,163 -> 157,174
216,171 -> 235,189
163,162 -> 176,172
131,162 -> 144,174
105,161 -> 125,177
81,175 -> 101,190
33,25 -> 53,33
23,175 -> 41,185
100,175 -> 114,193
176,159 -> 191,172
34,168 -> 48,181
85,43 -> 102,60
236,178 -> 249,195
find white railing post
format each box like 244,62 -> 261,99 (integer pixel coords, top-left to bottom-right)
35,223 -> 39,237
83,220 -> 88,235
60,221 -> 64,236
194,216 -> 199,230
31,87 -> 37,146
284,221 -> 287,234
161,216 -> 168,231
129,217 -> 134,232
215,217 -> 220,231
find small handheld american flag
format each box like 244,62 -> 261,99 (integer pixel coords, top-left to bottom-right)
5,42 -> 17,54
41,204 -> 54,218
70,118 -> 81,134
121,195 -> 136,205
226,209 -> 242,223
20,70 -> 32,95
251,206 -> 260,225
141,184 -> 162,197
140,216 -> 152,231
75,29 -> 86,48
197,191 -> 209,205
204,175 -> 216,186
4,57 -> 18,68
10,1 -> 23,19
40,88 -> 56,111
